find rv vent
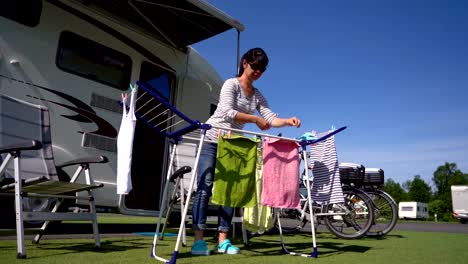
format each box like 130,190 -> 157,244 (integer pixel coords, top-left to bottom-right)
90,93 -> 122,113
82,133 -> 117,153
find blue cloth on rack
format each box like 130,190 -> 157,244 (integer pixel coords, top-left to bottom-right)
297,132 -> 318,141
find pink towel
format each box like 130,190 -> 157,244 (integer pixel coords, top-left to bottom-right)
261,137 -> 301,209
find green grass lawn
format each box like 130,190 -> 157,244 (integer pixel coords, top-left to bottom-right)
1,231 -> 468,263
1,214 -> 467,263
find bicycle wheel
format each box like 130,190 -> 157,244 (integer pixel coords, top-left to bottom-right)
272,206 -> 309,233
323,190 -> 375,239
366,190 -> 398,237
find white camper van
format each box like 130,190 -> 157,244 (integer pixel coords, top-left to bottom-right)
0,0 -> 244,223
398,202 -> 429,220
451,185 -> 468,224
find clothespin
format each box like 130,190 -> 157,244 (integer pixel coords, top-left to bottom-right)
121,93 -> 128,102
330,125 -> 336,133
129,83 -> 137,91
217,129 -> 232,139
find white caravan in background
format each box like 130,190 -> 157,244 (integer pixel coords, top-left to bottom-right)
398,202 -> 429,220
0,0 -> 244,224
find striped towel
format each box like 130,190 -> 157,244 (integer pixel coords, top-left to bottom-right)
308,135 -> 344,204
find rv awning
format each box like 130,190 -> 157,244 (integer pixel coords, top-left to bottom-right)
70,0 -> 244,50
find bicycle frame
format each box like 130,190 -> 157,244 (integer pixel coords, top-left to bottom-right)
276,169 -> 376,240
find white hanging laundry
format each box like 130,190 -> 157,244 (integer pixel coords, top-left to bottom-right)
117,86 -> 137,195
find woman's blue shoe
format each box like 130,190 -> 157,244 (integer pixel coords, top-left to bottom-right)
191,240 -> 210,256
214,239 -> 240,254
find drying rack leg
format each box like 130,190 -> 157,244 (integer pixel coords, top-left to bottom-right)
167,131 -> 208,264
151,144 -> 177,262
277,149 -> 318,258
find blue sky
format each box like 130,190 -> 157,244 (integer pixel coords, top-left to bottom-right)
193,0 -> 468,187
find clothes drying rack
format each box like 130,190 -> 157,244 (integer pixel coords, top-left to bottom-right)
130,80 -> 346,263
210,126 -> 346,259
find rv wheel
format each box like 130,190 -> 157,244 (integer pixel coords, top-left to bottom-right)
23,197 -> 55,227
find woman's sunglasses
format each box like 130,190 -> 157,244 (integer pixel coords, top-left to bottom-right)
248,62 -> 267,73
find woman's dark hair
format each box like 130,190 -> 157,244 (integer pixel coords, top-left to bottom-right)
237,47 -> 269,77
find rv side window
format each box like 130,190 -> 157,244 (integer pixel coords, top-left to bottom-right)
1,0 -> 42,27
401,206 -> 413,211
56,31 -> 132,90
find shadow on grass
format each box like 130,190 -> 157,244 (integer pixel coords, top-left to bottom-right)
358,233 -> 406,241
317,242 -> 371,257
175,233 -> 373,259
24,238 -> 152,259
377,233 -> 405,239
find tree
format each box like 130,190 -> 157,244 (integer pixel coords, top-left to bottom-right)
449,172 -> 468,186
383,178 -> 407,203
429,199 -> 452,221
431,162 -> 466,222
432,162 -> 462,198
402,180 -> 412,193
407,175 -> 432,203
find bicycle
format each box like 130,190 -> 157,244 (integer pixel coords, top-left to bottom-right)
340,164 -> 398,237
359,168 -> 398,237
364,187 -> 398,236
273,170 -> 376,239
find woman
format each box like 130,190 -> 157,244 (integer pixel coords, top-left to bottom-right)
191,47 -> 301,256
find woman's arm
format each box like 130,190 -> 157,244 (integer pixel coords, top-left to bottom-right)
271,116 -> 301,128
216,80 -> 239,122
234,110 -> 301,130
235,112 -> 271,130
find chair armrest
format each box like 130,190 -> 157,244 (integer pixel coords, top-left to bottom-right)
0,140 -> 42,154
56,156 -> 108,169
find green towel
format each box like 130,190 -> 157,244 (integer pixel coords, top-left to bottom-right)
212,135 -> 259,208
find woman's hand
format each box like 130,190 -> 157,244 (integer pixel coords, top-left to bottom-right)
271,116 -> 301,128
255,117 -> 271,130
287,117 -> 301,128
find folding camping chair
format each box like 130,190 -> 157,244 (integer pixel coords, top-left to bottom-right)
0,94 -> 107,259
